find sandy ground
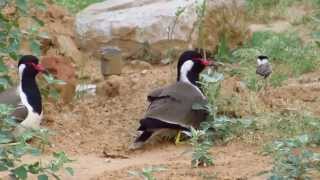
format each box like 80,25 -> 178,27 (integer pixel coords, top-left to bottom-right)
35,60 -> 274,180
36,57 -> 320,179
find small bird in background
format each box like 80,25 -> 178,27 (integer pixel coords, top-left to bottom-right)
256,55 -> 272,92
130,50 -> 216,149
256,55 -> 272,79
0,55 -> 46,136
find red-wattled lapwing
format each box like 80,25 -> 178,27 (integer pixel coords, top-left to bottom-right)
130,50 -> 215,149
0,55 -> 46,136
256,55 -> 272,92
256,55 -> 272,79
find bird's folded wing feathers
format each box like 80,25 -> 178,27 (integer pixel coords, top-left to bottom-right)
147,87 -> 165,102
12,104 -> 28,123
145,82 -> 205,126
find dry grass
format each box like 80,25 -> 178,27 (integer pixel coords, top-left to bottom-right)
203,1 -> 250,51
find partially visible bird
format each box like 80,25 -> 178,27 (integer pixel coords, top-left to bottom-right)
0,55 -> 46,136
130,50 -> 215,149
256,55 -> 272,79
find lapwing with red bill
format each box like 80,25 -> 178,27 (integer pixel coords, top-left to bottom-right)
0,55 -> 46,136
130,50 -> 216,149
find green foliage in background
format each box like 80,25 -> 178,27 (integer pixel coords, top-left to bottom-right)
228,31 -> 320,90
0,1 -> 73,179
266,134 -> 320,179
0,104 -> 73,179
245,0 -> 320,22
53,0 -> 103,13
0,0 -> 45,90
188,71 -> 257,168
128,166 -> 167,180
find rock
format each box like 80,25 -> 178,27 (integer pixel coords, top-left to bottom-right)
129,60 -> 152,70
55,35 -> 83,64
75,0 -> 244,59
100,47 -> 123,76
41,56 -> 77,104
96,75 -> 123,97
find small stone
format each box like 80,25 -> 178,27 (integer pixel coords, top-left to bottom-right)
96,75 -> 123,97
130,60 -> 152,70
141,70 -> 148,75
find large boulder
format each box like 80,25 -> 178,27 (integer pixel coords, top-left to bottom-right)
75,0 -> 244,60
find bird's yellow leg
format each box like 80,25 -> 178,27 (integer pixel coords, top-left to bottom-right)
175,130 -> 181,145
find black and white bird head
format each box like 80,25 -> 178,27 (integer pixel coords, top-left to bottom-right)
256,55 -> 269,66
256,55 -> 272,78
18,55 -> 45,79
177,50 -> 215,86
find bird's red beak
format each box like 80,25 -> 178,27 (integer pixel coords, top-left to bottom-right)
201,59 -> 212,66
33,63 -> 46,73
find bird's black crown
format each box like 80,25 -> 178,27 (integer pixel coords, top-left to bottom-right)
18,55 -> 39,67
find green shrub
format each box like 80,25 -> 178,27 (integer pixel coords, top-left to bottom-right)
0,104 -> 73,179
231,31 -> 319,88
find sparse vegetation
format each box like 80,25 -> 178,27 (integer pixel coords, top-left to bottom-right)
128,166 -> 167,180
53,0 -> 103,13
266,134 -> 320,179
189,128 -> 214,168
204,0 -> 249,55
0,1 -> 73,179
230,31 -> 320,89
0,104 -> 73,179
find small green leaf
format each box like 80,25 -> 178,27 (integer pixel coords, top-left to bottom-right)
49,89 -> 60,100
65,167 -> 74,176
15,0 -> 28,15
201,72 -> 224,83
30,148 -> 41,156
31,16 -> 44,26
28,162 -> 41,174
29,39 -> 41,57
0,58 -> 8,73
0,131 -> 13,143
0,164 -> 8,171
38,174 -> 48,180
0,76 -> 11,90
12,165 -> 28,179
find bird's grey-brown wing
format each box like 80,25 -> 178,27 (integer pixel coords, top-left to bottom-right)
0,86 -> 28,123
147,87 -> 166,102
256,63 -> 272,78
145,82 -> 207,128
12,104 -> 28,123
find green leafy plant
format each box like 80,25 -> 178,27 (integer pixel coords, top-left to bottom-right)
41,74 -> 66,101
128,166 -> 167,180
0,104 -> 74,179
189,127 -> 214,168
186,71 -> 223,168
266,135 -> 320,179
0,0 -> 46,89
231,31 -> 320,89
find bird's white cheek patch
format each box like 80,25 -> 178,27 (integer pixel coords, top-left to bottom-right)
180,60 -> 205,99
18,64 -> 26,79
180,60 -> 194,84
